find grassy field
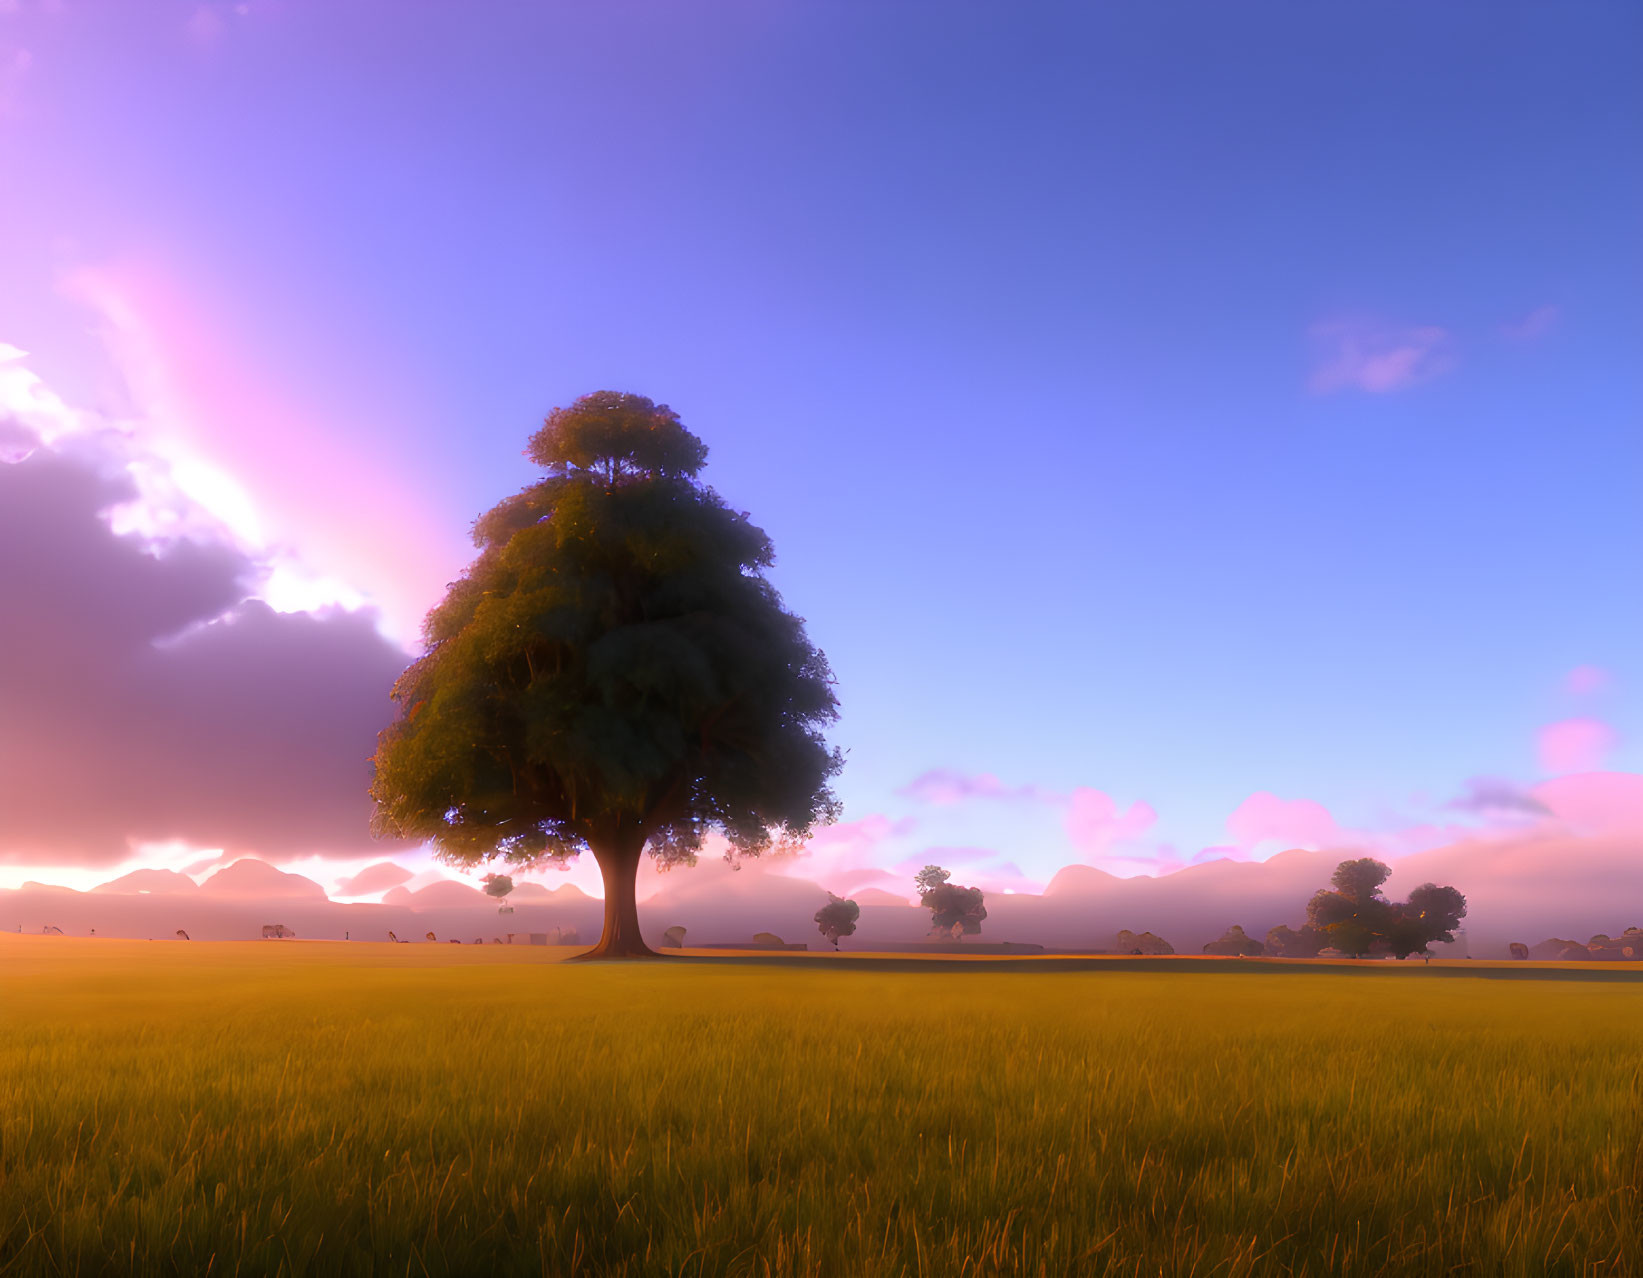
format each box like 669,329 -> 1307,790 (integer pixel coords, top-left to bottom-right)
1,939 -> 1640,1276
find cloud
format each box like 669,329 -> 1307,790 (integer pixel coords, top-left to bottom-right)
0,421 -> 413,865
1530,772 -> 1643,836
1564,665 -> 1611,698
61,267 -> 463,644
779,814 -> 916,894
183,6 -> 223,44
897,770 -> 1160,878
1064,787 -> 1157,857
1225,791 -> 1343,852
897,769 -> 1058,805
1537,718 -> 1618,776
0,416 -> 37,457
1309,321 -> 1453,394
896,846 -> 1044,896
1501,304 -> 1561,342
1445,777 -> 1552,818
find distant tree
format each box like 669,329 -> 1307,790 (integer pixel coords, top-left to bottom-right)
369,392 -> 843,959
1115,929 -> 1174,955
1202,925 -> 1263,956
481,873 -> 514,901
1304,858 -> 1466,959
915,867 -> 986,940
913,865 -> 951,895
1390,883 -> 1467,957
1529,936 -> 1586,961
1508,942 -> 1529,960
1306,858 -> 1396,957
661,925 -> 687,949
1264,923 -> 1325,958
752,931 -> 786,949
814,893 -> 860,949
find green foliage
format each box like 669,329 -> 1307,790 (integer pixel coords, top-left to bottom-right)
370,392 -> 842,889
525,391 -> 709,483
813,893 -> 861,949
1202,924 -> 1264,956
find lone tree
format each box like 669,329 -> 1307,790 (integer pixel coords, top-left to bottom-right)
370,392 -> 842,958
481,873 -> 514,901
814,892 -> 860,949
916,865 -> 986,940
1305,858 -> 1466,959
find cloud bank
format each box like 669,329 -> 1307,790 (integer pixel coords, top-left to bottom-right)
0,398 -> 412,865
1309,320 -> 1453,394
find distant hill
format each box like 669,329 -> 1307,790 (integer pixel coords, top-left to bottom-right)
92,869 -> 200,895
853,887 -> 913,907
198,859 -> 329,902
334,862 -> 414,896
5,828 -> 1640,955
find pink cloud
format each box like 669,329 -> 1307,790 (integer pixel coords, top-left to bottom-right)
1537,718 -> 1618,776
892,847 -> 1045,897
183,6 -> 225,45
898,769 -> 1059,805
1501,304 -> 1561,342
0,436 -> 413,866
1225,791 -> 1342,851
772,814 -> 917,895
1309,321 -> 1453,394
1064,788 -> 1157,857
1530,772 -> 1643,835
62,265 -> 468,645
1564,665 -> 1611,697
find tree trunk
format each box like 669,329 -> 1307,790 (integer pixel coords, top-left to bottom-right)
571,833 -> 660,960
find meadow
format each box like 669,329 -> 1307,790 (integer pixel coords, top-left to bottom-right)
1,938 -> 1640,1277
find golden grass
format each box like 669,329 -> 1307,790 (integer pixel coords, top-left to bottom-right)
1,936 -> 1639,1276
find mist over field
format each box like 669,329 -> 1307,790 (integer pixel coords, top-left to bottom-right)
12,828 -> 1640,957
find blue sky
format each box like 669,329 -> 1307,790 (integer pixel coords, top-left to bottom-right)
0,1 -> 1637,890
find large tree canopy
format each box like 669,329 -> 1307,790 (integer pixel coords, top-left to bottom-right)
370,392 -> 842,957
1304,858 -> 1467,959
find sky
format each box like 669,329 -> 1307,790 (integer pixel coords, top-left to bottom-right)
0,1 -> 1638,901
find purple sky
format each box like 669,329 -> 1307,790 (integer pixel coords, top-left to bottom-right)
0,2 -> 1638,899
